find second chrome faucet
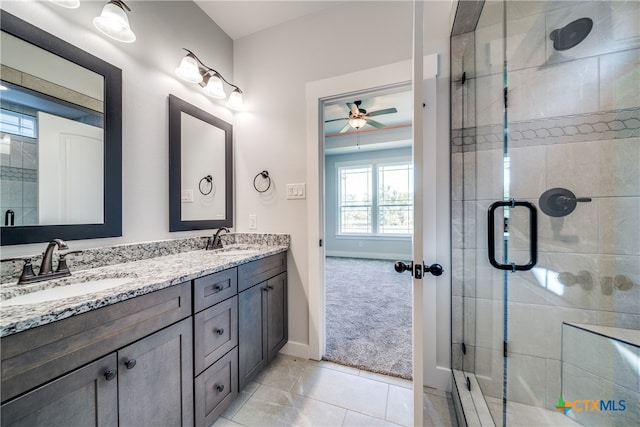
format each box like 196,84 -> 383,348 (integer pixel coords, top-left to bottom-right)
206,228 -> 230,250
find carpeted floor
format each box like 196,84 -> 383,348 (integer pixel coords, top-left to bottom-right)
323,257 -> 413,379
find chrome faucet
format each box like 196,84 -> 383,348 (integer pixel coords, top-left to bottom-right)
40,238 -> 69,275
15,239 -> 72,284
207,228 -> 230,250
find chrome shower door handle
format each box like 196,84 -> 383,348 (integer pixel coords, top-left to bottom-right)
487,200 -> 538,271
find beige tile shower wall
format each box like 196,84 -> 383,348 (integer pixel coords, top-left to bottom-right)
450,0 -> 640,411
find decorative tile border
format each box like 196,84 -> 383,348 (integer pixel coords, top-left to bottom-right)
0,233 -> 290,283
452,107 -> 640,153
0,166 -> 37,182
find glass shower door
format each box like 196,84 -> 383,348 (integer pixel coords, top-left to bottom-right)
502,1 -> 640,426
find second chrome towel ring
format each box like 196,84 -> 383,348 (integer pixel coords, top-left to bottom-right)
199,175 -> 215,196
253,171 -> 271,193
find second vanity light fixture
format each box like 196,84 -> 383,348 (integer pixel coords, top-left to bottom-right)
93,0 -> 136,43
175,49 -> 244,110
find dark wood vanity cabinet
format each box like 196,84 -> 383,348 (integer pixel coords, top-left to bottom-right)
238,254 -> 288,389
0,251 -> 288,427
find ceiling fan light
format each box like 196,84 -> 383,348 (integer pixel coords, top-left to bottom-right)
227,89 -> 244,110
93,1 -> 136,43
349,117 -> 367,129
175,54 -> 203,84
203,74 -> 226,99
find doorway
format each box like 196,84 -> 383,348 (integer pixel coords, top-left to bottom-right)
321,87 -> 414,378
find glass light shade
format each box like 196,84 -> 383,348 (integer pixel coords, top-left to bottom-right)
349,117 -> 367,129
203,75 -> 226,99
227,90 -> 244,110
49,0 -> 80,8
175,55 -> 203,84
93,2 -> 136,43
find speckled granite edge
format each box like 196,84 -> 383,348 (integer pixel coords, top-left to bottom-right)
0,237 -> 289,337
0,233 -> 290,284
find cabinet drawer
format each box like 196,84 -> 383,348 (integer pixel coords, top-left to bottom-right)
1,282 -> 191,403
193,268 -> 237,313
195,347 -> 238,427
194,296 -> 238,376
238,252 -> 286,292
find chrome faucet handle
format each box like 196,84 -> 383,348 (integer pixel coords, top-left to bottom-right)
18,258 -> 36,284
56,253 -> 71,274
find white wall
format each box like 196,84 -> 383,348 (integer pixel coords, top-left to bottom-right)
1,0 -> 235,258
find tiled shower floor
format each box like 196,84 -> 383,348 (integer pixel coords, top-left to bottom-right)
213,355 -> 457,426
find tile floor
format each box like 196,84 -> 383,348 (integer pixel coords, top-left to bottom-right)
214,354 -> 457,427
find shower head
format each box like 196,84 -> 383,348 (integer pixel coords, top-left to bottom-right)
550,17 -> 593,51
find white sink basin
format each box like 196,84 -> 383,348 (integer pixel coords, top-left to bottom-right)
1,277 -> 133,307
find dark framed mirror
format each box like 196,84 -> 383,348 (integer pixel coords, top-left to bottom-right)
169,95 -> 233,231
0,10 -> 122,245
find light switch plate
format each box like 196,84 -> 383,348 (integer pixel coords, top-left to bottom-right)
286,183 -> 306,199
181,189 -> 193,203
249,214 -> 257,230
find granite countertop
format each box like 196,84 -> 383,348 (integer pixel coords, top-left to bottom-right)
0,239 -> 288,338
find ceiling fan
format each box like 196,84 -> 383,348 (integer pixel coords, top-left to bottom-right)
325,100 -> 397,133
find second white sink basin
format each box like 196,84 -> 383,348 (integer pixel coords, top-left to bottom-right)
1,277 -> 133,307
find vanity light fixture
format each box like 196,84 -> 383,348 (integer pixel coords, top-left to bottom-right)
48,0 -> 80,8
93,0 -> 136,43
175,48 -> 244,110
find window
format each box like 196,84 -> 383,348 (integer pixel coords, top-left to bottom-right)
339,166 -> 372,233
338,161 -> 413,235
0,109 -> 37,138
378,163 -> 413,234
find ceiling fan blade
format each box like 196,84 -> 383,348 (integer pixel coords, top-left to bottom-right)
324,117 -> 348,123
347,102 -> 360,116
339,123 -> 351,133
366,119 -> 386,129
366,107 -> 398,117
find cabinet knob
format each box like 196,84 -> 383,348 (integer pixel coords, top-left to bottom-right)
214,284 -> 224,292
216,384 -> 225,392
215,328 -> 225,335
104,370 -> 117,381
124,359 -> 137,369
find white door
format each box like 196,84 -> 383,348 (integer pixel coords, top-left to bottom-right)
38,112 -> 103,225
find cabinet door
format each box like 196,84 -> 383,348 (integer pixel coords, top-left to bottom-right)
238,284 -> 267,389
118,318 -> 194,427
266,272 -> 288,361
1,353 -> 117,427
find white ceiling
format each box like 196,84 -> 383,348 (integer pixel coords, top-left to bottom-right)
194,1 -> 348,40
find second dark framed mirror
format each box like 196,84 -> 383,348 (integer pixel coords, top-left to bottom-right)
168,95 -> 233,231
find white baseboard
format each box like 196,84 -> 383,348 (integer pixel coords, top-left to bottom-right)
326,251 -> 411,261
281,340 -> 311,360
